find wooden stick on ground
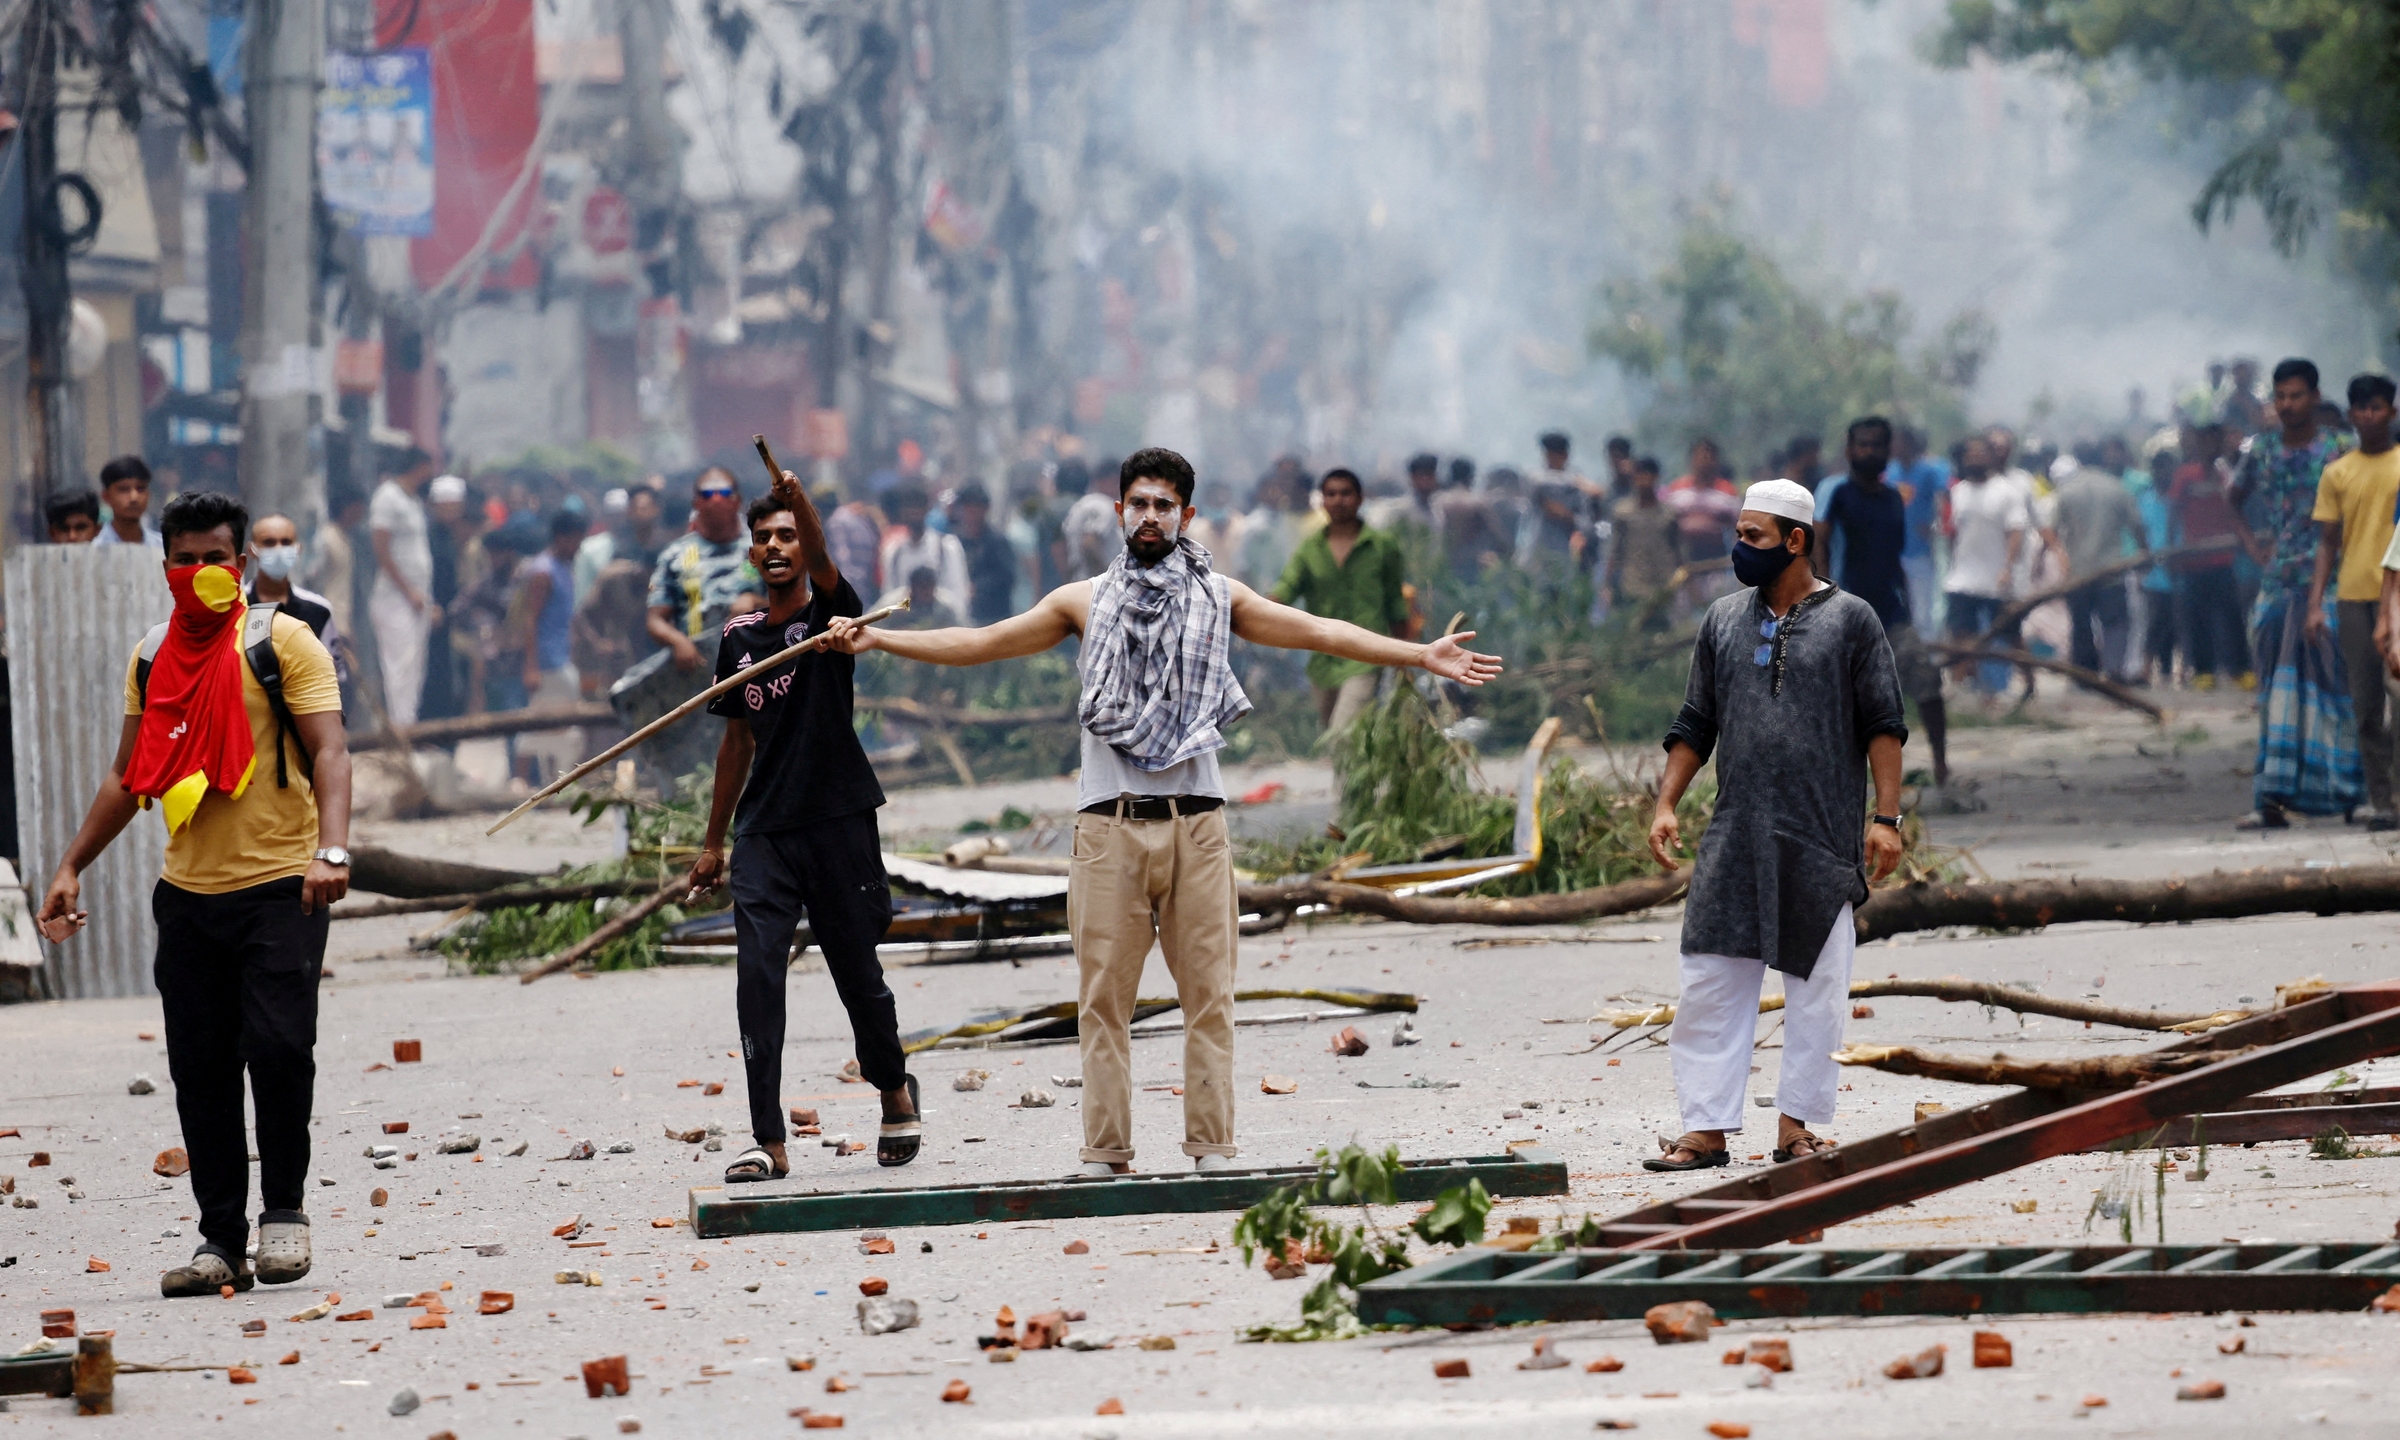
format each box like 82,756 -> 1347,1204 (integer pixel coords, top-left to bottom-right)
1235,870 -> 1689,926
330,876 -> 672,922
1831,1042 -> 2232,1091
1591,976 -> 2249,1034
485,597 -> 905,836
518,875 -> 688,985
1925,643 -> 2166,721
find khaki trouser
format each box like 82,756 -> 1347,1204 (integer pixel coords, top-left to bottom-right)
1068,805 -> 1239,1164
1313,670 -> 1381,735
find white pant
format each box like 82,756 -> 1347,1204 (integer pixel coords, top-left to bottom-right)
1671,904 -> 1856,1134
368,585 -> 428,729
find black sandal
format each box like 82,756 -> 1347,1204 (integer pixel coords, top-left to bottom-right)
1642,1132 -> 1731,1172
1772,1130 -> 1833,1164
877,1074 -> 922,1168
723,1146 -> 786,1184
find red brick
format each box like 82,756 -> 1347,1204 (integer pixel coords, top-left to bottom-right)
858,1277 -> 888,1297
940,1379 -> 972,1403
1882,1344 -> 1945,1380
1971,1331 -> 2012,1368
1431,1358 -> 1470,1379
1643,1300 -> 1715,1345
392,1039 -> 422,1063
582,1355 -> 630,1398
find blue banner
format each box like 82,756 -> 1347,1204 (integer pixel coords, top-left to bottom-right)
319,49 -> 435,237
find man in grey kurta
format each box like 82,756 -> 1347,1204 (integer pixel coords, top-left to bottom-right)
1645,477 -> 1908,1171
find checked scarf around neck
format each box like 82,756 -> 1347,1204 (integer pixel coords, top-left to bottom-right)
124,563 -> 257,834
1078,537 -> 1251,772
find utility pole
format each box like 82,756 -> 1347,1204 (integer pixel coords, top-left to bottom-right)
619,0 -> 694,468
237,0 -> 327,523
14,0 -> 81,507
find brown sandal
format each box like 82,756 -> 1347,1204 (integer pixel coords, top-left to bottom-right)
1772,1130 -> 1833,1163
1642,1132 -> 1731,1172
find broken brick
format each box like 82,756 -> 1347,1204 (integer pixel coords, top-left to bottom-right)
1260,1074 -> 1298,1095
2372,1283 -> 2400,1313
650,1217 -> 677,1229
1431,1358 -> 1470,1379
940,1379 -> 971,1403
678,1078 -> 701,1088
551,1215 -> 585,1238
1705,1424 -> 1750,1439
1972,1331 -> 2012,1368
1062,1240 -> 1089,1255
370,1188 -> 388,1206
1329,1026 -> 1369,1057
1518,1336 -> 1568,1370
227,1367 -> 257,1385
1095,1398 -> 1125,1415
790,1108 -> 820,1128
393,1040 -> 422,1064
335,1310 -> 373,1322
664,1125 -> 705,1145
478,1291 -> 513,1315
2217,1335 -> 2245,1355
39,1309 -> 74,1339
798,1415 -> 843,1430
241,1320 -> 267,1335
2177,1379 -> 2226,1401
1585,1356 -> 1624,1373
1851,1004 -> 1875,1019
611,1066 -> 625,1077
1643,1300 -> 1715,1345
825,1376 -> 853,1393
1746,1337 -> 1792,1372
859,1277 -> 889,1297
1720,1348 -> 1745,1366
29,1152 -> 50,1167
2080,1395 -> 2108,1408
409,1314 -> 446,1330
861,1237 -> 895,1255
277,1352 -> 299,1366
1022,1311 -> 1070,1350
1883,1344 -> 1945,1380
582,1355 -> 630,1398
85,1256 -> 110,1273
153,1148 -> 190,1178
382,1121 -> 409,1135
703,1082 -> 724,1096
786,1356 -> 816,1371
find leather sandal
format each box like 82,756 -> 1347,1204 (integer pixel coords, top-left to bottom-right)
1642,1132 -> 1730,1172
1773,1130 -> 1833,1163
723,1146 -> 786,1184
877,1074 -> 923,1168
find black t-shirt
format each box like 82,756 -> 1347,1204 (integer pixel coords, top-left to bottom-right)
706,576 -> 884,835
958,528 -> 1018,626
1820,480 -> 1910,627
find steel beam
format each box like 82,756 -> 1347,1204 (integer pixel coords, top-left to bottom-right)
687,1148 -> 1567,1238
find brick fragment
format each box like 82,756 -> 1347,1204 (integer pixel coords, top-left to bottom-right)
383,1121 -> 410,1135
1585,1355 -> 1624,1373
2177,1379 -> 2226,1401
940,1379 -> 971,1403
409,1314 -> 445,1330
798,1415 -> 843,1430
371,1188 -> 388,1206
39,1309 -> 74,1339
703,1082 -> 724,1096
861,1236 -> 894,1255
1095,1397 -> 1125,1415
790,1107 -> 820,1128
1746,1337 -> 1792,1372
858,1276 -> 888,1297
1329,1026 -> 1368,1057
664,1125 -> 705,1145
2080,1395 -> 2107,1408
581,1355 -> 630,1398
278,1352 -> 299,1365
393,1040 -> 422,1063
1022,1310 -> 1070,1350
1643,1300 -> 1715,1345
1431,1358 -> 1470,1378
85,1256 -> 110,1273
1260,1075 -> 1298,1095
479,1291 -> 513,1315
1705,1424 -> 1750,1439
227,1367 -> 257,1384
335,1310 -> 373,1322
2371,1283 -> 2400,1313
153,1148 -> 190,1178
1883,1344 -> 1945,1380
1972,1331 -> 2012,1368
1063,1240 -> 1089,1255
552,1215 -> 584,1238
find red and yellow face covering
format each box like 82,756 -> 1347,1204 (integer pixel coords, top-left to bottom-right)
123,563 -> 256,834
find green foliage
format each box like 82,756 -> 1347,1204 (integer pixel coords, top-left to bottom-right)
1930,1 -> 2400,271
492,440 -> 645,490
1232,1142 -> 1488,1343
1588,212 -> 1992,459
1240,681 -> 1716,896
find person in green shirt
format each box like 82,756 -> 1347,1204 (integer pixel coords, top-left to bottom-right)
1273,467 -> 1409,735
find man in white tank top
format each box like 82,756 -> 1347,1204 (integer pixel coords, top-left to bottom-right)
826,448 -> 1503,1175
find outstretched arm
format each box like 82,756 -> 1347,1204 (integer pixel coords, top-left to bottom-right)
774,468 -> 838,593
1225,579 -> 1502,684
825,582 -> 1087,665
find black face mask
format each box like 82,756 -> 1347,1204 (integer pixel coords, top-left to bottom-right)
1729,538 -> 1799,589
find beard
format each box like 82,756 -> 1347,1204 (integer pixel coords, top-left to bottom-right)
1123,529 -> 1177,564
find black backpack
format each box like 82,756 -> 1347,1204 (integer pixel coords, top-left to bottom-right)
134,603 -> 313,789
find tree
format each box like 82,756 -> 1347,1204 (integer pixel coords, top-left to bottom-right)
1586,214 -> 1992,463
1929,1 -> 2400,265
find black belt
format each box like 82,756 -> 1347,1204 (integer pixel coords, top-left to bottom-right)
1079,794 -> 1225,821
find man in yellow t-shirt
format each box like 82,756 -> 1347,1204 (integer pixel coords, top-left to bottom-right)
2308,373 -> 2400,828
36,491 -> 353,1298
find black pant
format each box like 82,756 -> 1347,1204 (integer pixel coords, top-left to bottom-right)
2177,568 -> 2248,677
153,876 -> 328,1257
2066,580 -> 2129,678
730,813 -> 902,1147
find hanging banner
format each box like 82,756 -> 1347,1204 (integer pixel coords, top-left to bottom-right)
319,48 -> 435,236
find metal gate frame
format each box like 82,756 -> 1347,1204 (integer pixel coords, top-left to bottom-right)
1357,1242 -> 2400,1326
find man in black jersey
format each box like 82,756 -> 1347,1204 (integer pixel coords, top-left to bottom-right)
686,474 -> 920,1179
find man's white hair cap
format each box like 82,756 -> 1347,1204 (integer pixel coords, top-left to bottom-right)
427,474 -> 467,503
1743,478 -> 1815,524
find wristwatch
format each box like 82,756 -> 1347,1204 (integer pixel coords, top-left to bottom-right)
1870,814 -> 1904,830
314,847 -> 352,868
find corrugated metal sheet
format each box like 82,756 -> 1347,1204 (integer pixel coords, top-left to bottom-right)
7,545 -> 170,999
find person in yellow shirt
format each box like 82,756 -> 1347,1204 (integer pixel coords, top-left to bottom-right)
36,491 -> 354,1297
2307,373 -> 2400,829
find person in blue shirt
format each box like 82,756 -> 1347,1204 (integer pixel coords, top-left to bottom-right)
1817,416 -> 1949,785
1889,426 -> 1948,635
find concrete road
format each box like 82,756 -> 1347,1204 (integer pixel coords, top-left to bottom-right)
5,691 -> 2399,1436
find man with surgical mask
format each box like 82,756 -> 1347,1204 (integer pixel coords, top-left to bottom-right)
1642,478 -> 1909,1174
247,513 -> 352,686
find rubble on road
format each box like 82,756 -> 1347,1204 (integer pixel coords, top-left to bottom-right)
1884,1344 -> 1945,1379
1643,1300 -> 1714,1344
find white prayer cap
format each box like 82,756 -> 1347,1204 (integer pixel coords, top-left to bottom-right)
427,474 -> 468,503
1742,478 -> 1815,525
602,487 -> 630,515
2048,454 -> 2081,481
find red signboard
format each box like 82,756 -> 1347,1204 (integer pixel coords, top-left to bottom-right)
582,187 -> 632,255
381,0 -> 541,293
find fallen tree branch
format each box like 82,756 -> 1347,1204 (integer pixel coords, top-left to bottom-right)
1831,1042 -> 2236,1091
900,986 -> 1420,1052
347,703 -> 616,753
330,876 -> 676,922
1925,643 -> 2166,721
349,845 -> 547,898
1972,537 -> 2237,646
1852,863 -> 2400,941
1592,977 -> 2248,1033
1235,870 -> 1688,926
518,877 -> 688,985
